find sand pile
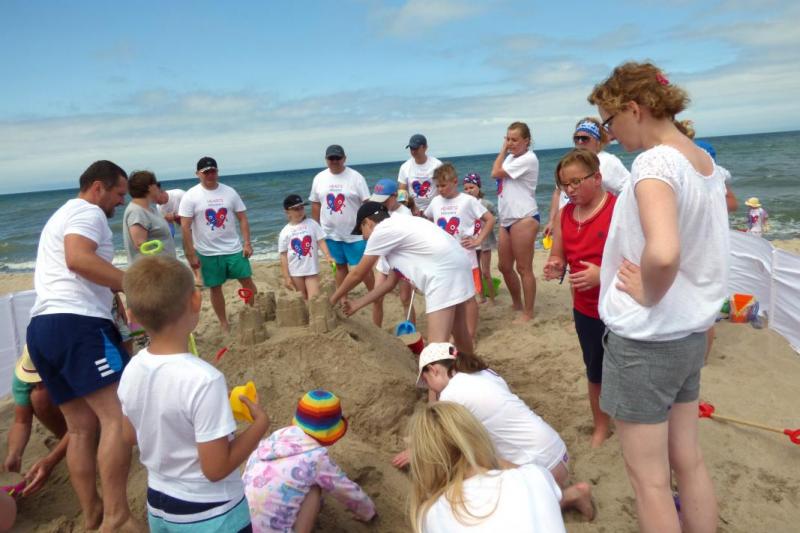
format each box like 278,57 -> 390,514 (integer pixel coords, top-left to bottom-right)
3,253 -> 800,532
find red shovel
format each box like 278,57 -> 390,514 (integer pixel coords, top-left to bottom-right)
238,288 -> 254,304
698,402 -> 800,445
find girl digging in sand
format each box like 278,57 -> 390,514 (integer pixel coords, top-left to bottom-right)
396,343 -> 595,522
491,122 -> 540,323
408,401 -> 566,532
543,149 -> 616,448
589,61 -> 728,532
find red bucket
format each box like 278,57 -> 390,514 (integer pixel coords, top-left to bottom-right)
400,332 -> 425,355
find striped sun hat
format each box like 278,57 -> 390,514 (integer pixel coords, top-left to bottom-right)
292,390 -> 348,446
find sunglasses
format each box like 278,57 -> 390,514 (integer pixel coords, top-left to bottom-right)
601,114 -> 617,132
558,171 -> 596,191
573,135 -> 592,144
327,156 -> 343,161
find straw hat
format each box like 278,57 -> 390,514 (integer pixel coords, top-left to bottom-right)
14,345 -> 41,384
293,390 -> 347,446
745,197 -> 762,208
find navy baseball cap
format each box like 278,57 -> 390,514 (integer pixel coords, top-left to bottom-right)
325,145 -> 346,159
283,194 -> 307,210
352,202 -> 388,235
370,179 -> 399,202
406,134 -> 427,149
196,156 -> 218,172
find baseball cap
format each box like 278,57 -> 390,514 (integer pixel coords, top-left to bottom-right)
416,342 -> 458,387
351,201 -> 388,235
370,178 -> 399,202
406,134 -> 427,150
325,145 -> 346,159
197,156 -> 218,172
283,194 -> 307,210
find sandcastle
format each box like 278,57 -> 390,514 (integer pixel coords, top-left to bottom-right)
276,291 -> 309,327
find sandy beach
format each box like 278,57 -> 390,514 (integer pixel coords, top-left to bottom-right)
2,247 -> 799,532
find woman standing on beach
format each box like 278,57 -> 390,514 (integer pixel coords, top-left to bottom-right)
491,122 -> 540,323
589,62 -> 728,533
122,170 -> 176,263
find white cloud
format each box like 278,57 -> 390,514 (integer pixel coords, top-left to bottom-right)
370,0 -> 485,37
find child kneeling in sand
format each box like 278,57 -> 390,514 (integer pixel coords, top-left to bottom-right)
118,255 -> 270,532
408,401 -> 565,532
243,390 -> 376,532
397,343 -> 594,521
279,194 -> 333,299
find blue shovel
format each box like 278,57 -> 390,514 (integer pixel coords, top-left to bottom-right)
395,290 -> 416,336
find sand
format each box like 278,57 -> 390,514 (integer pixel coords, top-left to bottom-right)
2,249 -> 799,532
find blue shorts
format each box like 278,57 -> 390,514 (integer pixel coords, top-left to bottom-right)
26,314 -> 130,405
327,239 -> 367,266
147,488 -> 251,532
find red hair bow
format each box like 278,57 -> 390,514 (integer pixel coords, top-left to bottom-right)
656,73 -> 670,86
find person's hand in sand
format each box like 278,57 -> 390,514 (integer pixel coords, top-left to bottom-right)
615,258 -> 646,305
22,456 -> 57,496
341,296 -> 368,317
3,454 -> 21,474
543,256 -> 566,281
391,449 -> 410,469
569,261 -> 600,291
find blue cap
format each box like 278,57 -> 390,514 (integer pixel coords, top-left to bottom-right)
405,134 -> 427,149
695,140 -> 716,161
370,178 -> 399,202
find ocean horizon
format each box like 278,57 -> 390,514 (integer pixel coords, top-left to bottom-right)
2,130 -> 799,273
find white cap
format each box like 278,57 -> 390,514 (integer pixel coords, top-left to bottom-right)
416,342 -> 457,387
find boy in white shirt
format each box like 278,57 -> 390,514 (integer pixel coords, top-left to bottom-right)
309,145 -> 380,325
397,134 -> 442,215
118,255 -> 270,532
179,156 -> 258,333
424,163 -> 496,342
278,194 -> 333,300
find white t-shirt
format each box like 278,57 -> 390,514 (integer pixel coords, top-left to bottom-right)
178,183 -> 246,256
558,151 -> 631,208
30,198 -> 115,320
117,349 -> 243,503
422,465 -> 565,533
278,218 -> 326,277
377,204 -> 413,275
424,193 -> 487,269
498,151 -> 539,225
599,145 -> 730,341
748,207 -> 767,234
439,371 -> 566,470
158,189 -> 185,219
364,215 -> 473,313
309,167 -> 370,243
397,156 -> 443,212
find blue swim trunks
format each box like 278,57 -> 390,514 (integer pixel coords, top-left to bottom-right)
327,239 -> 367,266
26,313 -> 130,405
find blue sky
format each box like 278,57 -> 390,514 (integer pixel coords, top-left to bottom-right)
2,0 -> 798,193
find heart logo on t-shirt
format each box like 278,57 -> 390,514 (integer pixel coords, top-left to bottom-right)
412,180 -> 431,198
473,219 -> 482,235
495,178 -> 504,196
301,235 -> 312,256
437,216 -> 460,235
290,236 -> 313,257
326,193 -> 345,213
204,207 -> 228,230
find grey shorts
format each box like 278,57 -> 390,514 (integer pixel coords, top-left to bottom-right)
600,330 -> 706,424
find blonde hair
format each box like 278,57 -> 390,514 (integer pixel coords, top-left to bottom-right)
555,149 -> 601,186
433,162 -> 458,184
507,121 -> 532,148
574,116 -> 611,147
408,402 -> 500,532
123,256 -> 195,334
588,61 -> 691,135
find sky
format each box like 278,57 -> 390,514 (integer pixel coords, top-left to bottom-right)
1,0 -> 799,194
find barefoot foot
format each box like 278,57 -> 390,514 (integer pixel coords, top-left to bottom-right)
561,482 -> 595,521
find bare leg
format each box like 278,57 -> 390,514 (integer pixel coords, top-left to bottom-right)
0,493 -> 16,532
668,401 -> 718,533
209,285 -> 229,333
551,461 -> 594,520
334,263 -> 349,287
238,277 -> 258,306
426,307 -> 456,344
497,226 -> 522,311
30,385 -> 67,437
304,275 -> 322,300
510,218 -> 538,322
616,419 -> 680,533
465,296 -> 479,344
293,486 -> 321,533
291,276 -> 309,300
480,249 -> 495,303
399,282 -> 416,323
373,271 -> 387,328
451,301 -> 474,354
362,269 -> 381,327
58,397 -> 103,530
588,382 -> 611,448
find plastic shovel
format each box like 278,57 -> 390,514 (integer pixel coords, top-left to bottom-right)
699,402 -> 800,445
395,290 -> 416,336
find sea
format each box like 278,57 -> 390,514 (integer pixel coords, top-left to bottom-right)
1,130 -> 798,273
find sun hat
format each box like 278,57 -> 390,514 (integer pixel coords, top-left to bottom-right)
292,389 -> 348,446
325,145 -> 346,159
745,197 -> 762,208
463,172 -> 482,188
370,179 -> 399,202
416,342 -> 458,387
196,156 -> 218,172
351,201 -> 388,235
283,194 -> 307,210
14,345 -> 41,384
406,134 -> 428,150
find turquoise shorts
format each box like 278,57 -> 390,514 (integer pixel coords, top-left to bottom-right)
197,252 -> 253,288
12,373 -> 34,407
147,490 -> 251,532
327,239 -> 366,266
